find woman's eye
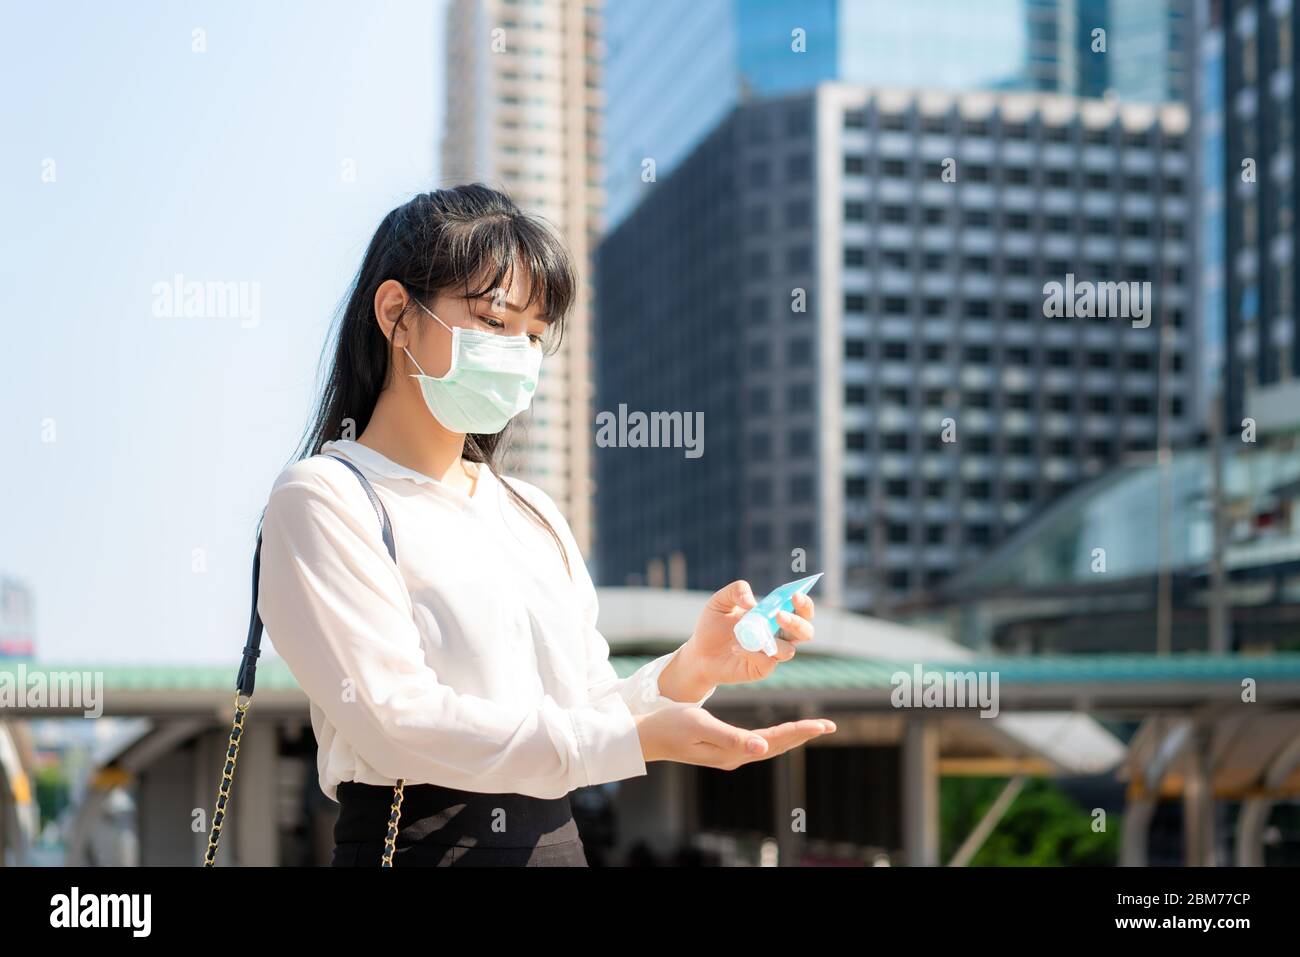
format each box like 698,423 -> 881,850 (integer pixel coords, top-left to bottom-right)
478,315 -> 505,329
528,333 -> 543,345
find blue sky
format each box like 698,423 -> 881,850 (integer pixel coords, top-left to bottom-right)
1,1 -> 447,663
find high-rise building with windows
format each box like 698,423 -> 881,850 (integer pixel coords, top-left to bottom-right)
441,0 -> 603,551
596,85 -> 1195,612
1222,0 -> 1298,429
1197,0 -> 1228,421
604,0 -> 1194,228
1055,0 -> 1195,102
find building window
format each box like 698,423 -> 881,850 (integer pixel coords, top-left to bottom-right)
884,296 -> 910,317
789,474 -> 814,503
787,246 -> 812,272
1007,436 -> 1032,454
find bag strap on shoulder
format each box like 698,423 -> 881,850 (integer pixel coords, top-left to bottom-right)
235,453 -> 396,698
206,451 -> 404,867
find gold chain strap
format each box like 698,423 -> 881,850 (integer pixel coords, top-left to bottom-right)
204,692 -> 251,866
204,692 -> 408,867
382,779 -> 406,867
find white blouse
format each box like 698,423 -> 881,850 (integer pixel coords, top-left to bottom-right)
257,439 -> 716,802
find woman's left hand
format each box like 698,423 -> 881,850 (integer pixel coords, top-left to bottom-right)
681,580 -> 816,686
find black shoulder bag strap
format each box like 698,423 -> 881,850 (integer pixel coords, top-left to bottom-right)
204,453 -> 406,867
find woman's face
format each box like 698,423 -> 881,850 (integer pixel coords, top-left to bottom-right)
405,271 -> 551,379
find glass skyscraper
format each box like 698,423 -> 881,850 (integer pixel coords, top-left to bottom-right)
604,0 -> 1193,226
1223,0 -> 1298,428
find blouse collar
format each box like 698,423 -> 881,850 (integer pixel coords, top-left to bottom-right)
321,439 -> 494,501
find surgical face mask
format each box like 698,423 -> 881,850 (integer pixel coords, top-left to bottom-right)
403,298 -> 543,435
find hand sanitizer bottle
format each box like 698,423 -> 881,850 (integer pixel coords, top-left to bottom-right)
733,573 -> 823,657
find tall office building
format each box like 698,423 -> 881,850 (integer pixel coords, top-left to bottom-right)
604,0 -> 1194,228
441,0 -> 602,551
596,85 -> 1195,612
1222,0 -> 1299,429
1197,0 -> 1228,419
1052,0 -> 1195,102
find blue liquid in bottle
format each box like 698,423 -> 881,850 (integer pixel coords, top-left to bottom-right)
733,573 -> 823,657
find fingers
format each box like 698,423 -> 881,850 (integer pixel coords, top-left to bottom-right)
693,711 -> 764,751
746,719 -> 836,760
774,609 -> 813,644
769,638 -> 797,662
791,591 -> 815,621
691,716 -> 837,768
710,579 -> 757,614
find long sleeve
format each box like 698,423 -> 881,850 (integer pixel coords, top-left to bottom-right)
257,475 -> 648,799
580,578 -> 717,717
562,515 -> 717,716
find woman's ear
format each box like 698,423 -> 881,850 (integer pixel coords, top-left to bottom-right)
374,279 -> 412,347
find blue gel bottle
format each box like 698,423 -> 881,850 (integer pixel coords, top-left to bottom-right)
733,573 -> 823,657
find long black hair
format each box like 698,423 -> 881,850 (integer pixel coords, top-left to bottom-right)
295,184 -> 576,577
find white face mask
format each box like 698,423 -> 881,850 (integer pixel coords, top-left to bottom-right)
404,298 -> 543,435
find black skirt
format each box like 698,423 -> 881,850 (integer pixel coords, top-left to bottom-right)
331,781 -> 588,867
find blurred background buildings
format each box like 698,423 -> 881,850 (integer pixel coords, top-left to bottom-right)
3,0 -> 1300,867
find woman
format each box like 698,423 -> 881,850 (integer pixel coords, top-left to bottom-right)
258,184 -> 835,867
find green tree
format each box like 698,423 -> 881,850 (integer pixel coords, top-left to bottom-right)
940,776 -> 1120,866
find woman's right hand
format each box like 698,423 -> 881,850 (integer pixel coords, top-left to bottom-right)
633,708 -> 836,770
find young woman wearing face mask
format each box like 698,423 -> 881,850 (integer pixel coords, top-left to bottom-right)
255,185 -> 835,867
